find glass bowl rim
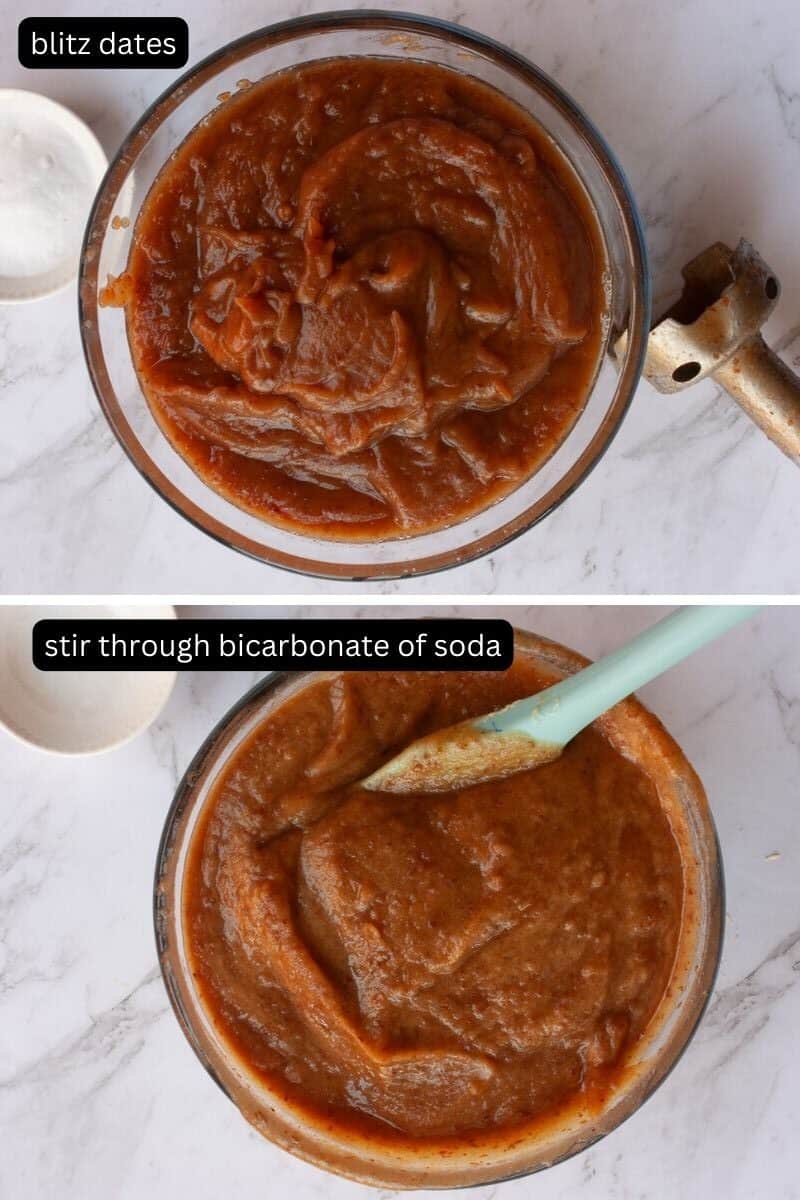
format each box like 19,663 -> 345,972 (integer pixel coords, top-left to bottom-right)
153,633 -> 724,1188
79,9 -> 652,581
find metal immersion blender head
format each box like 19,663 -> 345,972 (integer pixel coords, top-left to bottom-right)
618,239 -> 800,463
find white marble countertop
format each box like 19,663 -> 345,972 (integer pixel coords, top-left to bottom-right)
2,0 -> 800,596
0,603 -> 798,1198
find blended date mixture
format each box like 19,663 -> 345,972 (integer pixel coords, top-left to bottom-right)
183,651 -> 684,1145
108,60 -> 608,538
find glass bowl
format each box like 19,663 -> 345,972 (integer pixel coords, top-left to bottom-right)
154,631 -> 723,1188
80,11 -> 650,580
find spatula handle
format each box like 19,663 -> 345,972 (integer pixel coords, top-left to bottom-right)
479,605 -> 760,747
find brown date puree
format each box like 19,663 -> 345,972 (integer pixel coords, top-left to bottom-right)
108,59 -> 607,538
183,649 -> 685,1150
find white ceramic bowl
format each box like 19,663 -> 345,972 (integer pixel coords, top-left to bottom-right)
0,604 -> 177,755
0,89 -> 108,303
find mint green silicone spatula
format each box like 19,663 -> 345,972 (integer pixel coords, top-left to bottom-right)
363,605 -> 759,793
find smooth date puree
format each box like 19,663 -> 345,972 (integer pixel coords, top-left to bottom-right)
183,653 -> 684,1145
108,59 -> 608,538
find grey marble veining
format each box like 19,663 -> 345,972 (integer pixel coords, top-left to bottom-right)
2,0 -> 800,595
0,605 -> 798,1198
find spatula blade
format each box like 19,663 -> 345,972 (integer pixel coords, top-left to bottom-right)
362,719 -> 561,793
